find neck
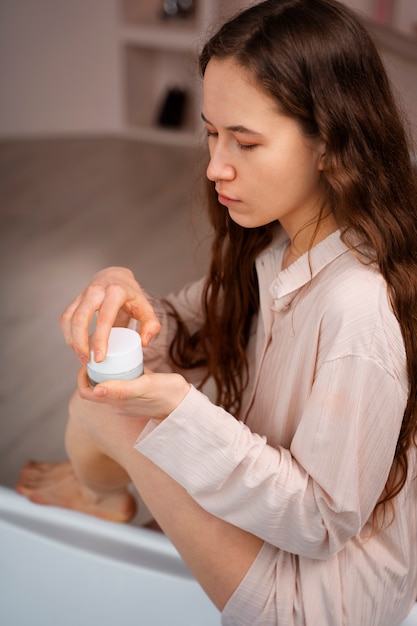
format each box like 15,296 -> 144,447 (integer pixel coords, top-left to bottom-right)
281,213 -> 338,270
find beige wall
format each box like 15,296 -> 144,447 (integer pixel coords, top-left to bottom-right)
379,42 -> 417,150
341,1 -> 417,148
0,0 -> 416,146
0,0 -> 120,137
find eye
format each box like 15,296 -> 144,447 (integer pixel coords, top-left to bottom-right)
236,140 -> 257,151
206,129 -> 218,139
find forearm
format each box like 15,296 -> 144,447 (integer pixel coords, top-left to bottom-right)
135,379 -> 402,559
135,386 -> 331,556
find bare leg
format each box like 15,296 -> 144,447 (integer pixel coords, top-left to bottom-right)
16,392 -> 139,522
16,461 -> 137,522
16,391 -> 264,611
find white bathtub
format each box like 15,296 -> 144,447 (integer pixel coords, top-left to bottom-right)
1,485 -> 417,626
0,486 -> 220,626
404,606 -> 417,626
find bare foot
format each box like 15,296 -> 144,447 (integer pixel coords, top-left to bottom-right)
15,460 -> 137,523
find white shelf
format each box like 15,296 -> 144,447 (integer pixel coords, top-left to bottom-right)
120,24 -> 201,52
123,43 -> 200,137
118,0 -> 239,145
121,125 -> 201,147
118,0 -> 417,146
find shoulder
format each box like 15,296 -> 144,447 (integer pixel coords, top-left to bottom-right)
318,249 -> 386,315
314,252 -> 405,378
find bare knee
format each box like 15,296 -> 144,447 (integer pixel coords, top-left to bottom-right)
66,388 -> 149,465
68,388 -> 113,422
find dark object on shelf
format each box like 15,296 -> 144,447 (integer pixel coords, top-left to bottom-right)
161,0 -> 195,19
157,88 -> 187,128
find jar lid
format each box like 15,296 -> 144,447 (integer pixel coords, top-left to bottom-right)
87,327 -> 143,375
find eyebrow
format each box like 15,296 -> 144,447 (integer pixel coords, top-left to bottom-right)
201,112 -> 262,136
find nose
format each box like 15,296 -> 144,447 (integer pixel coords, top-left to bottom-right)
206,143 -> 236,183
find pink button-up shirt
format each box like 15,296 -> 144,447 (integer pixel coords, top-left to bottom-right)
135,229 -> 417,625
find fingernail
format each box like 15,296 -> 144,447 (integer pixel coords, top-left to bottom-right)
94,350 -> 103,362
95,386 -> 107,397
79,354 -> 88,364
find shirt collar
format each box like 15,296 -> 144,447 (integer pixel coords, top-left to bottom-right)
269,230 -> 348,311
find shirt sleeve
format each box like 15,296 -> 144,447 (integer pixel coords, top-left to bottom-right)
130,277 -> 208,384
135,355 -> 405,559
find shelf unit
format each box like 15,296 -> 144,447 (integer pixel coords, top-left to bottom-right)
118,0 -> 245,145
118,0 -> 417,146
342,0 -> 417,38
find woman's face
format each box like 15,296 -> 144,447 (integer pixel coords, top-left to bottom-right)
203,58 -> 326,239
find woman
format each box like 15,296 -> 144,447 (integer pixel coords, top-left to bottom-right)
17,0 -> 417,624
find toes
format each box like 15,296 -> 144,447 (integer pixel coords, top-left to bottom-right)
15,483 -> 50,506
16,463 -> 44,487
17,460 -> 73,486
14,459 -> 137,523
15,460 -> 62,493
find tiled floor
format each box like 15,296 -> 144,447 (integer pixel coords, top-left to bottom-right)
0,137 -> 211,488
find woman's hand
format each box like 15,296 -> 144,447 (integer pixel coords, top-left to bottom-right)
60,267 -> 161,364
77,366 -> 191,421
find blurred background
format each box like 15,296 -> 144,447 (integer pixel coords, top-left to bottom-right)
0,0 -> 416,488
0,0 -> 416,139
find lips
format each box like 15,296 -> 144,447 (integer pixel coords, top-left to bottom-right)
217,191 -> 239,205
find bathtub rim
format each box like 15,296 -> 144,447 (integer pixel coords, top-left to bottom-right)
0,484 -> 191,579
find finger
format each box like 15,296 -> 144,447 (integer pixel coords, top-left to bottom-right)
139,318 -> 162,347
92,285 -> 129,361
94,376 -> 149,401
77,366 -> 96,401
66,288 -> 107,360
60,295 -> 83,350
130,298 -> 161,346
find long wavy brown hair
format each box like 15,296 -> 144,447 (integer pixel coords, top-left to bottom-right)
167,0 -> 417,507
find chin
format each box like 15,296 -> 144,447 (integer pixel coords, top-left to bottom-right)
228,210 -> 270,230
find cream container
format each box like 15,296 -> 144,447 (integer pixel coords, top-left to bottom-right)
87,327 -> 143,386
